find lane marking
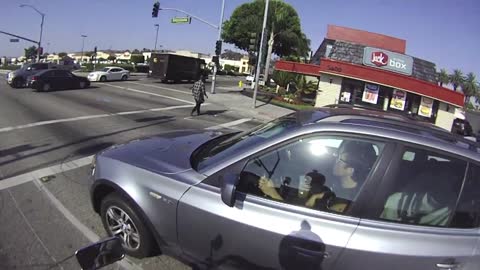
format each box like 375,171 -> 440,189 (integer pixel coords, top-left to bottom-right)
32,179 -> 142,270
104,83 -> 195,104
206,118 -> 252,130
0,104 -> 193,133
8,189 -> 63,270
0,155 -> 94,190
127,82 -> 190,95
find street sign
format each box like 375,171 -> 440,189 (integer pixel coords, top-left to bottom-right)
10,39 -> 19,42
171,17 -> 191,24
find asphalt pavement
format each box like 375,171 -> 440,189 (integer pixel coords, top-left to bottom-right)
0,75 -> 266,270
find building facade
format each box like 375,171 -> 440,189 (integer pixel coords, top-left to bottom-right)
275,25 -> 464,131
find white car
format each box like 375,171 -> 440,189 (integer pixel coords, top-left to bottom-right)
88,67 -> 130,82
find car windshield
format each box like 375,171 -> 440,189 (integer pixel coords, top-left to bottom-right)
102,68 -> 110,72
192,115 -> 299,171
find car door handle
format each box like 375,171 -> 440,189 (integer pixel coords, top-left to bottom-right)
436,263 -> 459,269
292,246 -> 330,259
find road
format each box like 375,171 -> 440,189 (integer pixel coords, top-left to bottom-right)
0,74 -> 262,270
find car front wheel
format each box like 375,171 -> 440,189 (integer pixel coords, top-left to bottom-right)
121,75 -> 128,81
100,76 -> 107,82
100,193 -> 155,258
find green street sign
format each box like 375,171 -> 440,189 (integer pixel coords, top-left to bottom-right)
171,17 -> 191,24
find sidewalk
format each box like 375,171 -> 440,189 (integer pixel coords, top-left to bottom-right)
206,85 -> 294,122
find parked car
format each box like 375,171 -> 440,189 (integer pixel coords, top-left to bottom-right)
29,69 -> 90,92
451,118 -> 473,137
88,67 -> 130,82
89,107 -> 480,270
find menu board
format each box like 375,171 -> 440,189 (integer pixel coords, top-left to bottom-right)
418,97 -> 434,118
362,83 -> 379,104
390,89 -> 406,111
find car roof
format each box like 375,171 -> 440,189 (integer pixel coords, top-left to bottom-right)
286,105 -> 480,157
104,66 -> 122,69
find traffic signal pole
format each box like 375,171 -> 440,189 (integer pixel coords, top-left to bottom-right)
211,0 -> 226,94
253,0 -> 270,108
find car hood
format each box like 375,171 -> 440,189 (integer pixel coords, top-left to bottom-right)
100,130 -> 226,175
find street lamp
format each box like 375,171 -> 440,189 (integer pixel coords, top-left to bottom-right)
20,4 -> 45,62
80,35 -> 87,64
154,24 -> 160,52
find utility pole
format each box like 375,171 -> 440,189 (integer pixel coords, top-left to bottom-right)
253,0 -> 270,108
20,4 -> 45,62
211,0 -> 226,94
154,24 -> 160,51
80,35 -> 87,65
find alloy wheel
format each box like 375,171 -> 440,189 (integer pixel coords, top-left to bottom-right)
105,206 -> 141,250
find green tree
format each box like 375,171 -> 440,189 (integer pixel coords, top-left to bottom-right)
437,69 -> 449,87
98,57 -> 106,63
450,69 -> 464,92
107,55 -> 117,62
58,52 -> 68,58
222,0 -> 310,76
24,46 -> 37,60
132,49 -> 141,54
130,54 -> 145,64
462,72 -> 478,105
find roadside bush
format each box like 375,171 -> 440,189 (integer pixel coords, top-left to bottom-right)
135,65 -> 149,73
1,65 -> 21,71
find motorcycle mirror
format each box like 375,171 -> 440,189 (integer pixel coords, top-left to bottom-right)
75,237 -> 125,270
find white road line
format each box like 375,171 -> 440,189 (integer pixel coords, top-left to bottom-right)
104,83 -> 195,104
0,155 -> 94,190
0,104 -> 193,133
127,82 -> 190,95
206,118 -> 252,130
32,179 -> 142,270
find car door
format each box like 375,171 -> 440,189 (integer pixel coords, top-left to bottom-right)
53,70 -> 72,89
335,145 -> 480,270
109,68 -> 122,80
177,135 -> 391,270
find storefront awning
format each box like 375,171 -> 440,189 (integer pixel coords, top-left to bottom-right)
275,59 -> 464,107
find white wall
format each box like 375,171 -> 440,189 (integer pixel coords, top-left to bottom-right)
315,74 -> 343,107
435,102 -> 457,131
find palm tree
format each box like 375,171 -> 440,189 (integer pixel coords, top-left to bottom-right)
462,72 -> 478,106
437,69 -> 449,87
449,69 -> 464,92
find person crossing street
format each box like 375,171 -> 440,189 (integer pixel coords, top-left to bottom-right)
191,76 -> 208,116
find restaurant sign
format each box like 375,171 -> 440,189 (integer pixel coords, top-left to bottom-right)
363,47 -> 413,76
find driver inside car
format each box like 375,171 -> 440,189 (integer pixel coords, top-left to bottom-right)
258,141 -> 377,213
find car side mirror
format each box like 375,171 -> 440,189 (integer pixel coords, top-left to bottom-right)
75,237 -> 125,270
221,173 -> 240,207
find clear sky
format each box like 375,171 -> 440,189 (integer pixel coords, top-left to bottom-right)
1,0 -> 479,76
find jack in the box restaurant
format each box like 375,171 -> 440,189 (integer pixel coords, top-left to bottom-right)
275,25 -> 465,131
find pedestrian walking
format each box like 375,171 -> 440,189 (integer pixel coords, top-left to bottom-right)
191,76 -> 208,116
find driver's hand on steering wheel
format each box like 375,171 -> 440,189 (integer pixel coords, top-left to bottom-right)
259,177 -> 283,200
305,192 -> 326,208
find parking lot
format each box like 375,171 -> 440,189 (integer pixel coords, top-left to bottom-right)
0,74 -> 263,270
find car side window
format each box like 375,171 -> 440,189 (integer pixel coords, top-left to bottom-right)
111,68 -> 120,72
378,147 -> 467,228
236,136 -> 384,215
450,164 -> 480,228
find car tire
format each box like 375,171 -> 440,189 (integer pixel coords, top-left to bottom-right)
100,76 -> 107,82
41,83 -> 50,92
12,78 -> 23,88
121,75 -> 128,81
79,81 -> 86,89
100,193 -> 155,258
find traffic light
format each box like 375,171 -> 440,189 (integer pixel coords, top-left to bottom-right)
212,56 -> 220,67
215,40 -> 222,56
38,47 -> 43,55
152,1 -> 160,18
94,46 -> 97,55
249,32 -> 259,52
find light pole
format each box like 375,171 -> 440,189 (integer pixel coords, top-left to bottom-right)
154,24 -> 160,51
80,35 -> 87,64
20,4 -> 45,62
210,0 -> 226,94
252,0 -> 270,108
